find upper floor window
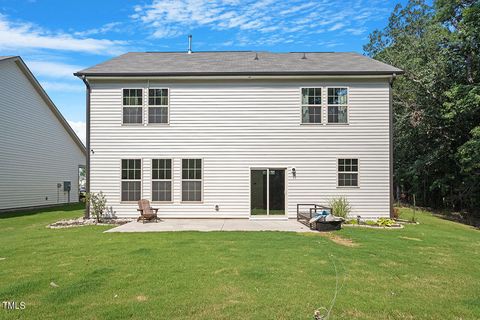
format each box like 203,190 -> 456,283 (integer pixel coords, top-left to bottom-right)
152,159 -> 172,202
338,158 -> 358,187
328,88 -> 348,123
301,88 -> 322,124
121,159 -> 141,201
122,89 -> 143,124
182,159 -> 202,202
148,89 -> 169,124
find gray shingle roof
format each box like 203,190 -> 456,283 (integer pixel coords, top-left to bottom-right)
0,56 -> 16,61
75,52 -> 402,77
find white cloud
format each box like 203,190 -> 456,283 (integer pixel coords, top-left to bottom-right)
279,2 -> 317,15
27,61 -> 84,79
345,27 -> 367,36
68,120 -> 86,145
329,23 -> 346,31
0,14 -> 126,55
74,22 -> 122,37
132,0 -> 390,47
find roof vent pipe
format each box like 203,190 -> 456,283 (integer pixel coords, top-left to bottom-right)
254,52 -> 259,60
301,52 -> 307,59
187,35 -> 192,54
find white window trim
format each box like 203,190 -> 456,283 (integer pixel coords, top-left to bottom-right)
147,87 -> 170,125
151,158 -> 173,203
121,88 -> 144,125
120,158 -> 142,203
336,157 -> 360,188
181,158 -> 204,203
326,86 -> 349,125
299,87 -> 323,125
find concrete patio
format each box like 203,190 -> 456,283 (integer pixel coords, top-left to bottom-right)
105,218 -> 315,233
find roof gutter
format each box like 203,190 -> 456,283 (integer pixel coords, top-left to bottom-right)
78,75 -> 91,219
74,70 -> 404,77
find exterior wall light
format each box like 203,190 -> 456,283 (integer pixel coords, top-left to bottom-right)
292,167 -> 296,178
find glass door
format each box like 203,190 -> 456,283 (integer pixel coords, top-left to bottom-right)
250,170 -> 267,215
269,169 -> 285,215
250,169 -> 285,216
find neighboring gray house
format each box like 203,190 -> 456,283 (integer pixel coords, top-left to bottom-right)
0,56 -> 86,211
75,51 -> 402,219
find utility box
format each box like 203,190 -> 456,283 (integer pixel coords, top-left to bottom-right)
63,181 -> 71,192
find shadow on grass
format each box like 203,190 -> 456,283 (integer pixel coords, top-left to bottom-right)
434,213 -> 480,229
0,203 -> 85,219
46,268 -> 114,304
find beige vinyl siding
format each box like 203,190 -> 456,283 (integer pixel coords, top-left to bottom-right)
89,78 -> 390,219
0,59 -> 85,210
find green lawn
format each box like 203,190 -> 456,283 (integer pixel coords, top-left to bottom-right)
0,204 -> 479,319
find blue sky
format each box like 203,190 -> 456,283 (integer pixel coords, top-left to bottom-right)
0,0 -> 406,143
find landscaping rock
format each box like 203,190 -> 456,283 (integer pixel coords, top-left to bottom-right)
48,218 -> 133,229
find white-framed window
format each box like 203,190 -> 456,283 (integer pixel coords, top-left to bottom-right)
148,88 -> 169,124
122,89 -> 143,124
338,158 -> 358,187
301,88 -> 322,124
152,159 -> 172,202
328,87 -> 348,123
182,159 -> 202,202
121,159 -> 141,201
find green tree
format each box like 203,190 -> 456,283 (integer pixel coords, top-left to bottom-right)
364,0 -> 480,216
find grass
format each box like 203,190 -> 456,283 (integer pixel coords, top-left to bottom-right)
0,204 -> 479,319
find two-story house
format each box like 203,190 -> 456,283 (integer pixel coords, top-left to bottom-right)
75,51 -> 402,219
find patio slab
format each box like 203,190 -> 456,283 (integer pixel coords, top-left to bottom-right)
105,218 -> 315,233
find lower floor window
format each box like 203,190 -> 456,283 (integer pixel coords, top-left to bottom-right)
121,181 -> 141,201
182,181 -> 202,201
338,158 -> 358,187
152,159 -> 172,201
328,106 -> 348,123
182,159 -> 202,201
152,181 -> 172,201
121,159 -> 141,201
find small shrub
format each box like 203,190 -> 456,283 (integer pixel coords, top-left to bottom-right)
377,217 -> 396,227
329,197 -> 351,218
85,192 -> 107,222
345,219 -> 358,225
365,220 -> 377,226
392,207 -> 399,219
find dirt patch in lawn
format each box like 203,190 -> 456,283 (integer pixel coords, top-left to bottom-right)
322,233 -> 359,247
399,236 -> 422,241
136,295 -> 148,302
302,232 -> 359,247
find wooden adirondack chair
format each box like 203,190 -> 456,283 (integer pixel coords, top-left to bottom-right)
137,199 -> 159,223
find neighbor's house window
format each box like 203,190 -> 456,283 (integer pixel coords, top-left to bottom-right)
122,89 -> 143,124
182,159 -> 202,202
148,89 -> 169,124
121,159 -> 141,201
328,88 -> 348,123
338,158 -> 358,187
152,159 -> 172,202
301,88 -> 322,123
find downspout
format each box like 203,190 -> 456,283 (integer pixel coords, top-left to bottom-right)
389,73 -> 396,218
79,75 -> 91,219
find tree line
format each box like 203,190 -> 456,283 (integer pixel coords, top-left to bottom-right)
364,0 -> 479,217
